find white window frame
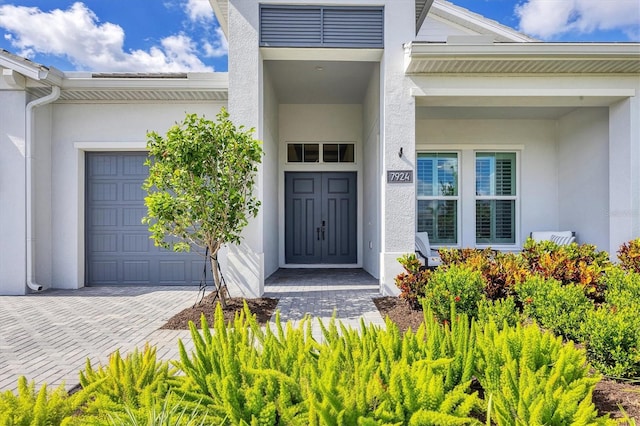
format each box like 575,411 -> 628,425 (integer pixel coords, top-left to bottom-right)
416,151 -> 461,247
474,150 -> 520,248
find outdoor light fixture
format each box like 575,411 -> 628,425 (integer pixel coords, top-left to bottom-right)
398,147 -> 403,158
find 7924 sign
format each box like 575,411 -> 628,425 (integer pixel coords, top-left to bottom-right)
387,170 -> 413,184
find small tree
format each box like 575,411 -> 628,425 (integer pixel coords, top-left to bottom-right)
142,109 -> 262,307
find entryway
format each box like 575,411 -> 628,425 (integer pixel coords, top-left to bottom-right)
285,172 -> 357,264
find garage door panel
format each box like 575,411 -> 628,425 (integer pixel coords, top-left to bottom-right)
90,208 -> 118,227
89,234 -> 118,253
123,261 -> 150,282
123,207 -> 147,227
123,183 -> 146,201
89,261 -> 118,284
90,183 -> 118,201
123,234 -> 150,252
86,152 -> 201,286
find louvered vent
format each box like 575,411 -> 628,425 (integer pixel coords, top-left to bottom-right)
260,5 -> 384,48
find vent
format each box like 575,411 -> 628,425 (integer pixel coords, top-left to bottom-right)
260,5 -> 383,48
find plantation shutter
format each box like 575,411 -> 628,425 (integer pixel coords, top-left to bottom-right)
417,153 -> 458,244
475,153 -> 516,244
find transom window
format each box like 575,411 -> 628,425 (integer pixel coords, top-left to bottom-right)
475,152 -> 517,245
287,143 -> 355,163
416,153 -> 458,244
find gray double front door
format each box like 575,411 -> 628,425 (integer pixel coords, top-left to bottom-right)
285,172 -> 357,264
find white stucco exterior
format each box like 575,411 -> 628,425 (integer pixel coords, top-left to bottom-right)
1,0 -> 638,295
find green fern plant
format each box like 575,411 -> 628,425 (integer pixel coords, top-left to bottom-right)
76,344 -> 174,417
175,303 -> 310,425
0,376 -> 77,425
475,320 -> 611,425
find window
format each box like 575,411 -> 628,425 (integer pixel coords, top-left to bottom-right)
287,143 -> 355,163
475,152 -> 516,244
416,153 -> 458,244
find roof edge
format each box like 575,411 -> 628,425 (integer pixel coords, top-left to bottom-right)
429,0 -> 536,43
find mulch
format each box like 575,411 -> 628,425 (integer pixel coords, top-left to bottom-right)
160,291 -> 279,329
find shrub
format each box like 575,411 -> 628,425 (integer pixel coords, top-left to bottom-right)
522,239 -> 610,299
476,296 -> 520,330
438,249 -> 530,300
475,320 -> 607,426
439,247 -> 495,266
424,265 -> 484,322
0,376 -> 77,425
581,306 -> 640,379
515,276 -> 593,341
395,253 -> 431,309
481,252 -> 531,300
602,266 -> 640,310
617,238 -> 640,273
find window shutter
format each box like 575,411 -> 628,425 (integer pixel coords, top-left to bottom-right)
260,7 -> 322,46
260,6 -> 384,48
323,8 -> 384,47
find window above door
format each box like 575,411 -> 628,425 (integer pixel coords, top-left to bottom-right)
287,143 -> 355,163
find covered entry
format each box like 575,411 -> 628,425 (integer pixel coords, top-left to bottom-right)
285,172 -> 357,264
85,152 -> 202,285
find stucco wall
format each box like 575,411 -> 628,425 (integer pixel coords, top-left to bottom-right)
362,65 -> 380,278
47,102 -> 226,290
416,118 -> 559,248
262,65 -> 280,279
226,0 -> 265,297
0,91 -> 27,294
380,0 -> 416,295
557,108 -> 609,251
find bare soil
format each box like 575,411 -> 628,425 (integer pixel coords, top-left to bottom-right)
374,296 -> 640,422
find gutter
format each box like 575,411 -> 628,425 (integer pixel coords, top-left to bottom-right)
25,85 -> 60,292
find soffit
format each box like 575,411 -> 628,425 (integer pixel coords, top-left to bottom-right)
265,60 -> 375,104
27,72 -> 229,102
405,42 -> 640,74
210,0 -> 229,37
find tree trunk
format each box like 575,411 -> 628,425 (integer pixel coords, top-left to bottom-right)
209,245 -> 227,308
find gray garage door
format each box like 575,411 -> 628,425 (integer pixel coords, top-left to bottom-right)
85,152 -> 202,285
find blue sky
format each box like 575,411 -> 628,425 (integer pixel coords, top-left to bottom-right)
0,0 -> 638,72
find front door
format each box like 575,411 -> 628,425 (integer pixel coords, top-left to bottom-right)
285,172 -> 357,264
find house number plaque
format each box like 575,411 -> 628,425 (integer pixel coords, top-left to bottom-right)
387,170 -> 413,183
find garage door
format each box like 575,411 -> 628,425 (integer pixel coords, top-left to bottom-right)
85,152 -> 202,285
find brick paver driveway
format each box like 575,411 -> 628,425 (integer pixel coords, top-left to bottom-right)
0,286 -> 198,392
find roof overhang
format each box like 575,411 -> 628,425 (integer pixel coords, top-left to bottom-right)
28,72 -> 229,102
0,49 -> 63,86
405,42 -> 640,74
209,0 -> 228,38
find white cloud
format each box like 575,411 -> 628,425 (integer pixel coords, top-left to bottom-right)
184,0 -> 213,22
202,26 -> 228,58
516,0 -> 640,40
0,2 -> 213,72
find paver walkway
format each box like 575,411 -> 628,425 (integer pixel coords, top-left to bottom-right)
0,269 -> 384,393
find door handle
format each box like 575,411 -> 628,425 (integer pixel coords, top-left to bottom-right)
317,227 -> 321,241
321,220 -> 326,240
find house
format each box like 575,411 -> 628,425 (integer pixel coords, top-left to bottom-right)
1,0 -> 638,296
